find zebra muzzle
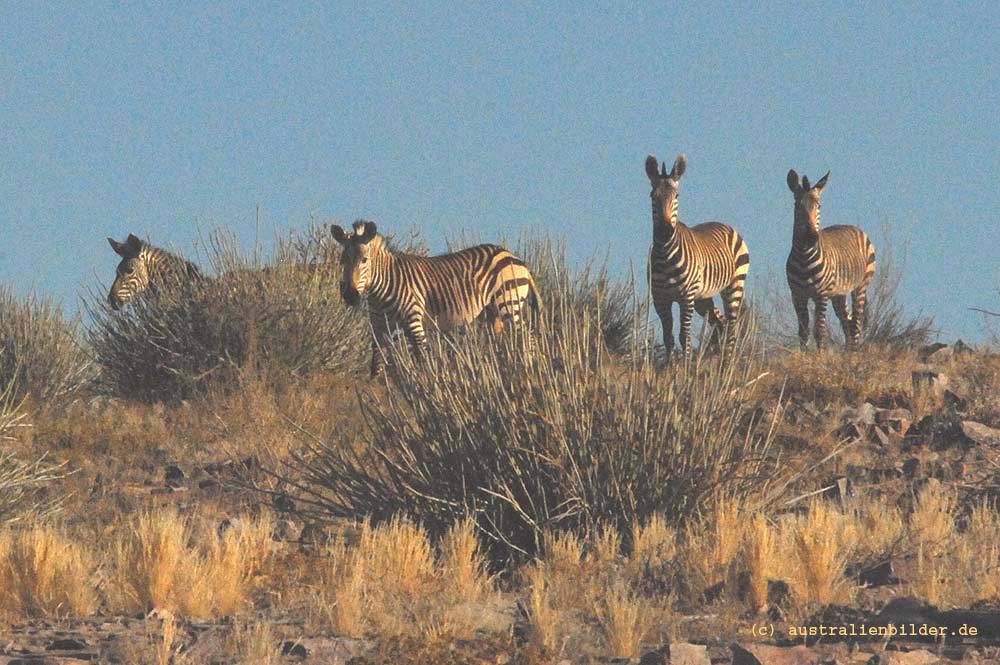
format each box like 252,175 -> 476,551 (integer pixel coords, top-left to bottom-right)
340,284 -> 362,307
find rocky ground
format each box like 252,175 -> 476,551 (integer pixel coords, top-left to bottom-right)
3,341 -> 1000,664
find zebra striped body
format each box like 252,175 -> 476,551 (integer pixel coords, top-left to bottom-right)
645,154 -> 750,357
107,234 -> 203,310
785,170 -> 876,350
332,220 -> 541,376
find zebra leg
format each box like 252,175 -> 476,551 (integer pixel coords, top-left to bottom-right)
694,298 -> 724,353
678,297 -> 696,356
813,297 -> 829,351
793,293 -> 810,351
851,287 -> 868,346
369,314 -> 392,377
401,310 -> 428,362
657,303 -> 675,358
831,295 -> 853,350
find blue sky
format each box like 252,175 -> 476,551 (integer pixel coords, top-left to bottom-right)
1,2 -> 997,339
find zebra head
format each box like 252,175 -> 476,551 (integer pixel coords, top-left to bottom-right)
331,220 -> 379,307
107,233 -> 150,310
645,154 -> 687,236
787,169 -> 830,237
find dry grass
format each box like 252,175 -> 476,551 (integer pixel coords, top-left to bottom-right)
525,563 -> 561,656
682,494 -> 748,591
438,517 -> 490,602
111,510 -> 275,619
230,619 -> 281,665
744,513 -> 778,613
593,580 -> 652,658
909,481 -> 957,556
315,516 -> 496,640
0,524 -> 98,619
779,500 -> 856,608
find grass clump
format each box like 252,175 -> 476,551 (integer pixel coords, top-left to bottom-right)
0,286 -> 91,406
316,516 -> 494,640
111,510 -> 274,619
0,524 -> 98,619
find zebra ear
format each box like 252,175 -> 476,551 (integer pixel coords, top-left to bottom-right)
670,154 -> 687,179
801,174 -> 811,190
331,225 -> 350,245
108,237 -> 128,257
645,155 -> 660,182
125,234 -> 143,253
786,169 -> 802,194
813,171 -> 830,192
358,221 -> 378,244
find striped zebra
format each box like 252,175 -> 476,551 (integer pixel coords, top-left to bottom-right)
331,220 -> 542,376
107,234 -> 203,310
645,154 -> 750,357
786,170 -> 876,350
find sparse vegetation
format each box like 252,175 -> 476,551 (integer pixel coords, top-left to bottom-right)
2,225 -> 999,663
0,286 -> 91,407
276,273 -> 778,564
87,226 -> 369,402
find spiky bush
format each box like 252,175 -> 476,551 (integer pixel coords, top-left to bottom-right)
0,286 -> 91,406
516,236 -> 648,356
277,274 -> 778,564
0,450 -> 66,525
88,225 -> 370,402
861,227 -> 936,349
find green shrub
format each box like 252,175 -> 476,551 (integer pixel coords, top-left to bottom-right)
0,286 -> 91,407
278,273 -> 778,565
87,225 -> 369,402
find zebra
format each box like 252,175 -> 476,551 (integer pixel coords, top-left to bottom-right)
786,170 -> 876,351
645,154 -> 751,358
107,233 -> 203,310
331,220 -> 542,376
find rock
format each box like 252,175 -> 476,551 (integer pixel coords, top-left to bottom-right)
876,408 -> 913,434
871,649 -> 941,665
281,641 -> 308,658
961,421 -> 1000,447
735,644 -> 822,664
911,370 -> 949,399
273,494 -> 296,513
272,518 -> 302,542
944,384 -> 969,410
164,464 -> 185,485
668,642 -> 710,665
870,426 -> 892,447
46,638 -> 88,651
639,649 -> 667,665
844,402 -> 878,426
875,597 -> 938,625
917,343 -> 948,362
729,643 -> 761,665
852,559 -> 898,587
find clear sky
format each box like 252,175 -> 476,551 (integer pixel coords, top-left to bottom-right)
1,3 -> 998,340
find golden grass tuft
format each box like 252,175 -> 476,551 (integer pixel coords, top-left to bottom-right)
112,510 -> 274,619
782,500 -> 855,607
683,494 -> 748,590
594,579 -> 651,658
0,524 -> 97,618
525,563 -> 561,655
744,513 -> 778,613
909,481 -> 957,556
438,516 -> 489,602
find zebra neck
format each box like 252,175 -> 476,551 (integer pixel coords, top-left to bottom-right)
363,250 -> 396,306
